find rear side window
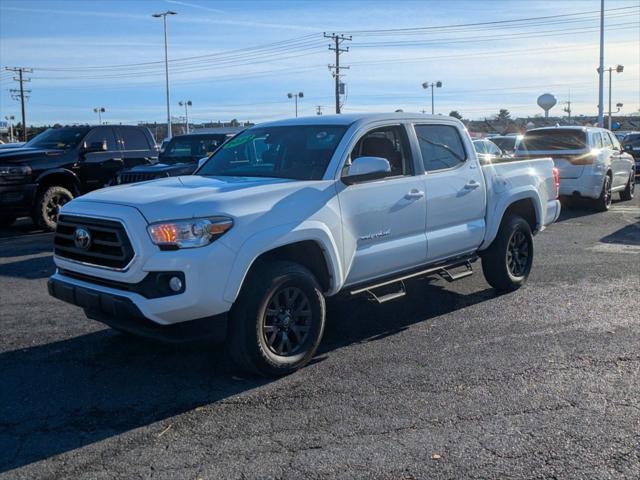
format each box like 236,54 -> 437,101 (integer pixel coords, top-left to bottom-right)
607,132 -> 621,150
518,130 -> 587,151
415,124 -> 466,172
601,132 -> 613,148
593,133 -> 603,148
120,128 -> 151,151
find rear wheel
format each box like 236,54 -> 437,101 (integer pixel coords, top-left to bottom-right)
593,174 -> 612,212
227,260 -> 326,377
481,215 -> 533,292
32,186 -> 74,231
620,171 -> 635,201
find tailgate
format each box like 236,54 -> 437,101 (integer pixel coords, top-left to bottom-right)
515,150 -> 590,179
553,157 -> 584,179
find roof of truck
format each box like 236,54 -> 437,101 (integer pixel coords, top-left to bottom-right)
257,112 -> 461,128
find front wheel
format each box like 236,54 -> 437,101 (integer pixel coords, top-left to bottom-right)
620,171 -> 635,201
481,215 -> 534,292
33,186 -> 74,231
227,260 -> 326,377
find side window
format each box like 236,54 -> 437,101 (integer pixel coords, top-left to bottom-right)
593,133 -> 603,148
608,132 -> 621,150
601,131 -> 613,148
120,128 -> 151,151
83,128 -> 117,151
350,125 -> 413,177
489,142 -> 501,155
415,124 -> 467,172
473,141 -> 486,154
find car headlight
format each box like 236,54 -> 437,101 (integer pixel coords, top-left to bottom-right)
147,217 -> 233,249
0,165 -> 32,176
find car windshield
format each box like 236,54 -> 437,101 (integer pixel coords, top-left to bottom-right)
162,135 -> 230,163
26,127 -> 90,150
197,125 -> 348,180
491,137 -> 518,151
623,134 -> 640,146
517,130 -> 587,151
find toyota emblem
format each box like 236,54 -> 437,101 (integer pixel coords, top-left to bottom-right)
73,227 -> 92,250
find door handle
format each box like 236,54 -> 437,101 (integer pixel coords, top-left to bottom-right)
464,180 -> 480,189
405,189 -> 425,199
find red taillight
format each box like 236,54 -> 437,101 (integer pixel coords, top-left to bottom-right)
552,167 -> 560,199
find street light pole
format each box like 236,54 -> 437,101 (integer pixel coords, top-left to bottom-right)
597,0 -> 604,126
153,10 -> 177,139
93,107 -> 105,124
178,100 -> 192,134
603,64 -> 624,130
421,81 -> 442,115
5,116 -> 15,142
287,92 -> 304,117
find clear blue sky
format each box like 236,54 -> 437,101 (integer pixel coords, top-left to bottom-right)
1,0 -> 638,125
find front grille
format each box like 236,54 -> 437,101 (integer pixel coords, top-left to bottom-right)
118,172 -> 165,184
54,215 -> 134,270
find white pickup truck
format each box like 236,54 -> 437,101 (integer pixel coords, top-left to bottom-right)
48,113 -> 560,376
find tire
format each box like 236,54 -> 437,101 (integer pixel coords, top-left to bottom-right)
227,260 -> 326,377
620,171 -> 635,201
593,174 -> 612,212
32,186 -> 74,231
0,215 -> 17,228
481,215 -> 534,292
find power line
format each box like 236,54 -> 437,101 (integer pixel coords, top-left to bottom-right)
324,33 -> 351,114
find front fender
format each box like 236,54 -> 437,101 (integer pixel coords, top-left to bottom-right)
222,220 -> 344,303
480,187 -> 543,250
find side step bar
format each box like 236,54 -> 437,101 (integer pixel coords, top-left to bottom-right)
349,257 -> 476,304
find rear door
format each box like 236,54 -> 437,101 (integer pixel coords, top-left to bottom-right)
415,123 -> 486,262
605,131 -> 628,188
116,127 -> 157,169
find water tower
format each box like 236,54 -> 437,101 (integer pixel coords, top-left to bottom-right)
537,93 -> 557,118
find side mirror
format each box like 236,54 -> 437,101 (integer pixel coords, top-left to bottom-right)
342,156 -> 391,185
82,140 -> 107,154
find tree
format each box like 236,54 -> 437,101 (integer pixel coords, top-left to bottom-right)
449,110 -> 463,120
496,109 -> 511,121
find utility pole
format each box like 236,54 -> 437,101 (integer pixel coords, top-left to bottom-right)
324,33 -> 351,114
316,105 -> 323,116
563,90 -> 572,123
6,67 -> 32,141
597,0 -> 605,126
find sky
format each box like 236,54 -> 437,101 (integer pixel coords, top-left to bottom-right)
0,0 -> 639,126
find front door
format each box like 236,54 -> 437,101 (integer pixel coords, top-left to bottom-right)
76,127 -> 123,191
414,123 -> 486,262
339,125 -> 427,286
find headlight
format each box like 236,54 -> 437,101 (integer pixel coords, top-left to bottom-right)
0,165 -> 32,176
147,217 -> 233,249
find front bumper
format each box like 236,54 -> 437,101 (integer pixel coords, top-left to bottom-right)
0,183 -> 37,216
48,276 -> 227,342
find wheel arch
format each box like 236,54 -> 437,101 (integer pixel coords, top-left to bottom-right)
481,189 -> 541,250
35,169 -> 81,196
223,222 -> 343,304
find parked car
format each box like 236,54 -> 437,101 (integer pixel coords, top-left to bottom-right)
48,113 -> 560,376
115,130 -> 240,185
473,138 -> 503,164
621,133 -> 640,176
489,135 -> 522,154
0,125 -> 157,229
515,126 -> 635,211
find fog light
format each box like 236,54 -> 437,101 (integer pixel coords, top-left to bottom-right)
169,276 -> 183,292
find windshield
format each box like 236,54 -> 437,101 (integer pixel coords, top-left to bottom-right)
197,125 -> 348,180
161,135 -> 229,163
622,134 -> 640,146
517,130 -> 587,151
26,127 -> 90,150
491,137 -> 518,151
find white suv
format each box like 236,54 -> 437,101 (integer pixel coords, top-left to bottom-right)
516,126 -> 635,211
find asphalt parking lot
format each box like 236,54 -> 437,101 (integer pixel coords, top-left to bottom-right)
1,191 -> 639,480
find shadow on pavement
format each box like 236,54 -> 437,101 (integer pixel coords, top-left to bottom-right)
0,254 -> 55,279
0,277 -> 495,473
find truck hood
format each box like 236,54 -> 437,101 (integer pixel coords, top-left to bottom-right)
72,175 -> 316,223
0,147 -> 66,163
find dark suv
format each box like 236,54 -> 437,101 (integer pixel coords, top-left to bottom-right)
115,130 -> 240,185
621,133 -> 640,176
0,125 -> 157,230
